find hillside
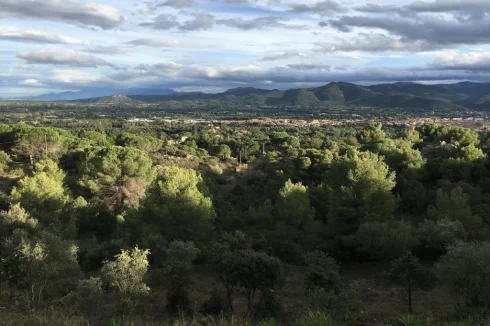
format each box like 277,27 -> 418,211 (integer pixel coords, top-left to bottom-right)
29,81 -> 488,113
122,82 -> 486,112
78,94 -> 143,105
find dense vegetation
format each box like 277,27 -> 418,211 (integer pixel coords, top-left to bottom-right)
1,120 -> 490,325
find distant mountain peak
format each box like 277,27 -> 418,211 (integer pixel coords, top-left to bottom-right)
111,94 -> 132,103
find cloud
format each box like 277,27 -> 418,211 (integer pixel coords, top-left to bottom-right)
140,12 -> 305,32
0,26 -> 88,45
20,79 -> 40,85
286,63 -> 331,71
179,13 -> 215,31
405,0 -> 490,16
51,69 -> 107,84
154,0 -> 197,8
0,0 -> 125,29
289,0 -> 344,17
260,51 -> 307,61
326,13 -> 490,48
315,33 -> 436,53
124,39 -> 178,47
84,45 -> 134,55
17,49 -> 116,68
85,38 -> 179,55
432,51 -> 490,71
141,12 -> 216,32
217,16 -> 297,30
139,14 -> 180,30
110,60 -> 490,88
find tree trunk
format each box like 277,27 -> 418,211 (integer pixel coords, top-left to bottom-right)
408,281 -> 413,314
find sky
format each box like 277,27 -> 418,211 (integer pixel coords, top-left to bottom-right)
2,0 -> 490,96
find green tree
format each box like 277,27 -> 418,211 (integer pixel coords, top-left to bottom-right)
161,241 -> 200,313
236,250 -> 283,314
214,144 -> 232,160
11,125 -> 72,164
427,187 -> 481,235
387,252 -> 434,314
400,126 -> 422,145
436,126 -> 480,147
115,133 -> 163,153
10,160 -> 71,217
352,221 -> 419,262
81,131 -> 108,146
418,218 -> 466,257
436,241 -> 490,308
73,145 -> 156,210
275,180 -> 315,229
0,150 -> 10,174
136,166 -> 215,244
101,247 -> 150,319
210,244 -> 282,314
358,122 -> 386,144
327,150 -> 397,238
1,229 -> 80,310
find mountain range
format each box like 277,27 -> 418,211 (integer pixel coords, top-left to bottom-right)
126,82 -> 490,111
9,82 -> 490,111
12,87 -> 176,101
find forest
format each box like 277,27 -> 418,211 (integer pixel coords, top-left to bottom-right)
0,120 -> 490,326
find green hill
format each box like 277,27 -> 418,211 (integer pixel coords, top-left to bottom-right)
69,81 -> 490,113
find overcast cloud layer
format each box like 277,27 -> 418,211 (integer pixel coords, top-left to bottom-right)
2,0 -> 490,96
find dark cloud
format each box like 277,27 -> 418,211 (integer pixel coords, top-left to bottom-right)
406,0 -> 490,16
286,63 -> 331,71
17,49 -> 116,68
217,16 -> 305,30
326,14 -> 490,48
320,0 -> 490,52
155,0 -> 197,8
355,3 -> 401,13
140,12 -> 302,32
139,14 -> 180,30
0,0 -> 124,29
289,0 -> 345,17
217,16 -> 283,30
179,13 -> 215,31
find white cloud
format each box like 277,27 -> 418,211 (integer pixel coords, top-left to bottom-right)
0,26 -> 89,44
20,78 -> 40,85
433,51 -> 490,71
51,69 -> 105,84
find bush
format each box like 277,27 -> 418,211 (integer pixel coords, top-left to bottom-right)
258,319 -> 277,326
62,277 -> 107,319
166,287 -> 191,314
304,251 -> 340,292
253,290 -> 283,321
201,289 -> 225,315
307,280 -> 363,323
295,312 -> 337,326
